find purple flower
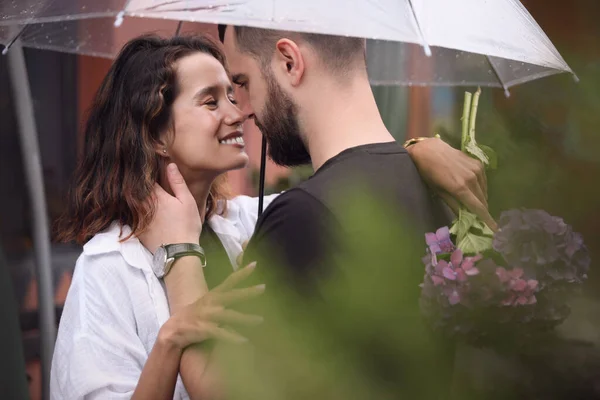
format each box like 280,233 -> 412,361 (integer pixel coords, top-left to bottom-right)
425,226 -> 455,265
493,209 -> 589,284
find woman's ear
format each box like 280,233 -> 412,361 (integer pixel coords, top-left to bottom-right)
154,130 -> 171,158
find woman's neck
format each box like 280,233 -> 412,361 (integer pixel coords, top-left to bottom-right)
187,179 -> 211,223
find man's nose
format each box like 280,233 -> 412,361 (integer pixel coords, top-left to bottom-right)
234,88 -> 255,120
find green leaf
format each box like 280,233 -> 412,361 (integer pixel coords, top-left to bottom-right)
450,208 -> 479,243
478,144 -> 498,170
465,141 -> 490,166
457,231 -> 493,254
472,219 -> 495,237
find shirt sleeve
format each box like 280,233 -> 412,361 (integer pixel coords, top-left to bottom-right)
243,188 -> 337,286
50,254 -> 150,400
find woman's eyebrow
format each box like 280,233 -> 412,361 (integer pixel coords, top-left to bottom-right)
194,84 -> 234,99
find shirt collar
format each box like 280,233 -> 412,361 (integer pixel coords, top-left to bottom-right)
208,200 -> 241,241
83,222 -> 151,272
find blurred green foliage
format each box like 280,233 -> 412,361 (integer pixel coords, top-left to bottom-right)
214,188 -> 599,399
219,189 -> 459,399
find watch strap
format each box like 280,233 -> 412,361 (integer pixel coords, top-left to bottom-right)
165,243 -> 207,267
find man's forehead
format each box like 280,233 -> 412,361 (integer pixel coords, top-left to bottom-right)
222,28 -> 254,78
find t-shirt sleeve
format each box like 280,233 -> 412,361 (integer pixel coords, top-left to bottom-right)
243,188 -> 337,284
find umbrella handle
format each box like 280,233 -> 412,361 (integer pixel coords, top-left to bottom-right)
257,136 -> 267,217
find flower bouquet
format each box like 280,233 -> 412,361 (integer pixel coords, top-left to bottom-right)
419,89 -> 591,348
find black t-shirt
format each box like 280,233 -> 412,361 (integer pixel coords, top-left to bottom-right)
242,141 -> 456,397
244,141 -> 451,277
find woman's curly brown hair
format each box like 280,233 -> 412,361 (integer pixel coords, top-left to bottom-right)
56,34 -> 230,244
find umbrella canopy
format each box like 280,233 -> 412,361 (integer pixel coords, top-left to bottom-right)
1,0 -> 576,91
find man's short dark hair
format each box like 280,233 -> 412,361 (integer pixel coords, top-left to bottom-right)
219,25 -> 366,75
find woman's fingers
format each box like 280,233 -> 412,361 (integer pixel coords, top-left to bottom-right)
208,308 -> 264,326
439,189 -> 497,232
165,163 -> 194,204
473,159 -> 488,201
236,241 -> 251,267
200,322 -> 248,344
458,190 -> 498,232
438,191 -> 461,217
213,262 -> 257,293
211,284 -> 266,307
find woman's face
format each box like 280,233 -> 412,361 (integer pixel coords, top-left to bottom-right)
161,52 -> 248,179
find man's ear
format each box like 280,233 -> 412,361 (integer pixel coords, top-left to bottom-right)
274,38 -> 305,86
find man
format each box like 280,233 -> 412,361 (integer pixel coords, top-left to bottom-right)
218,25 -> 491,278
215,26 -> 485,397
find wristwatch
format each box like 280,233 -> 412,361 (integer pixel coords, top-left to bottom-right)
151,243 -> 207,279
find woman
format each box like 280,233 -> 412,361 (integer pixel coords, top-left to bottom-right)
50,33 -> 489,399
51,34 -> 275,400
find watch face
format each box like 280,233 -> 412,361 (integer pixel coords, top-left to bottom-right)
152,246 -> 167,278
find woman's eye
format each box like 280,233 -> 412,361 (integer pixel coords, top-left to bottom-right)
205,100 -> 217,107
229,97 -> 238,105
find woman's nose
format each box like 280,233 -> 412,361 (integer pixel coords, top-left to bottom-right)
224,101 -> 248,126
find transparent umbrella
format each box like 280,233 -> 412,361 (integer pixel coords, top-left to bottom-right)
0,2 -> 576,399
1,0 -> 577,91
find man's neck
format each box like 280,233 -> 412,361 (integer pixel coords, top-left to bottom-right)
302,74 -> 395,171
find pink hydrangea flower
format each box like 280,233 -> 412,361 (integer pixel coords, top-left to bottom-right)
425,226 -> 456,266
495,267 -> 538,306
428,249 -> 482,305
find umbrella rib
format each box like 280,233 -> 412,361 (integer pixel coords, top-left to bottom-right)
485,55 -> 511,97
407,0 -> 431,57
114,0 -> 133,27
175,21 -> 183,36
136,1 -> 243,13
1,25 -> 26,55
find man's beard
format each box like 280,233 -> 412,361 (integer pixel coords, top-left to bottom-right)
254,73 -> 311,167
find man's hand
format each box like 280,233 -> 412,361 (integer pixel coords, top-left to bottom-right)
407,137 -> 497,231
138,163 -> 203,253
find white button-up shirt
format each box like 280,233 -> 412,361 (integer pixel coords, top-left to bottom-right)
50,194 -> 277,400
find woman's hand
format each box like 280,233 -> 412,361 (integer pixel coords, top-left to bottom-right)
139,163 -> 203,254
407,137 -> 497,231
236,240 -> 250,267
160,261 -> 265,350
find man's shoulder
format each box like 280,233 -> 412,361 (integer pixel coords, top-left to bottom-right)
258,187 -> 331,224
244,186 -> 337,277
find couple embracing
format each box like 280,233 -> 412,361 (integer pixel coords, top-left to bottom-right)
51,25 -> 493,399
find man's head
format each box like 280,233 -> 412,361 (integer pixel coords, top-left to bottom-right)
219,25 -> 366,167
